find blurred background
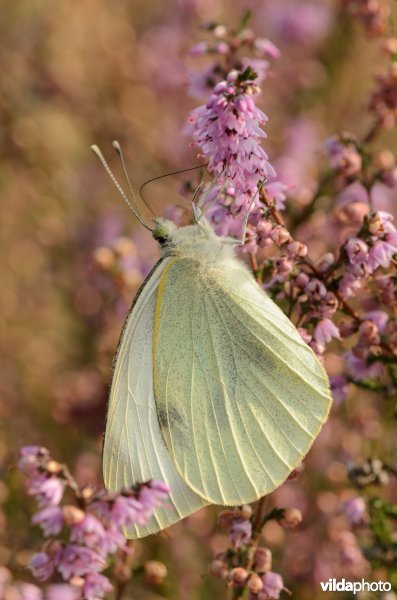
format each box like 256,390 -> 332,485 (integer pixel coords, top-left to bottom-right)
1,0 -> 396,598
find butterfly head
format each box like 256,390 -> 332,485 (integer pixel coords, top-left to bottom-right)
152,218 -> 177,246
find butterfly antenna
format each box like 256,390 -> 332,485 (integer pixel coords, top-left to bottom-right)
191,164 -> 210,222
139,163 -> 208,210
90,144 -> 153,232
239,181 -> 265,243
111,140 -> 155,218
196,168 -> 230,222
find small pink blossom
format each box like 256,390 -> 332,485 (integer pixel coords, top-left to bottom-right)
57,546 -> 105,580
345,237 -> 369,266
363,310 -> 389,333
36,477 -> 64,508
82,573 -> 113,600
342,497 -> 368,525
260,571 -> 284,600
330,375 -> 348,404
32,506 -> 64,537
229,519 -> 252,547
29,552 -> 54,581
314,319 -> 340,349
369,239 -> 396,270
265,181 -> 288,211
70,514 -> 108,555
46,584 -> 80,600
14,583 -> 43,600
345,352 -> 385,380
338,272 -> 363,298
18,446 -> 49,475
254,38 -> 281,60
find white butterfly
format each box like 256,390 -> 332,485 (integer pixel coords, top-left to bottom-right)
93,143 -> 332,538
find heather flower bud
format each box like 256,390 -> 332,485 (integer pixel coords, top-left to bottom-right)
237,504 -> 253,520
367,212 -> 385,236
144,560 -> 168,585
381,166 -> 397,187
113,237 -> 136,256
93,247 -> 115,269
217,510 -> 235,528
248,572 -> 264,593
274,257 -> 293,279
359,319 -> 380,344
46,461 -> 63,475
62,505 -> 85,526
69,576 -> 85,588
305,278 -> 327,299
286,240 -> 308,259
213,25 -> 227,38
345,237 -> 369,264
271,225 -> 290,245
294,272 -> 310,289
228,567 -> 248,586
316,253 -> 335,273
253,547 -> 272,573
277,507 -> 302,529
339,319 -> 357,337
209,559 -> 229,579
373,149 -> 395,170
382,37 -> 397,56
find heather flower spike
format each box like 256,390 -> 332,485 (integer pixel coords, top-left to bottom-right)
17,446 -> 168,598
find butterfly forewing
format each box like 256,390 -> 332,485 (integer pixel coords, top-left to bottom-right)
103,258 -> 207,538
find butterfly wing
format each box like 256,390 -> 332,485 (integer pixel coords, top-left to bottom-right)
103,258 -> 207,538
153,257 -> 332,506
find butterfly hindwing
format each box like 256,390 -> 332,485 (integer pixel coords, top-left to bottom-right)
153,257 -> 332,506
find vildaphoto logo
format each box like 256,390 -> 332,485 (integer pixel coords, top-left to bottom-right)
320,578 -> 392,594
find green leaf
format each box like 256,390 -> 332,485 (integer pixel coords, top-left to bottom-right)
237,9 -> 252,33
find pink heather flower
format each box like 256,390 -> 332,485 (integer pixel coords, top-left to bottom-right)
364,310 -> 389,333
324,136 -> 362,177
82,573 -> 113,600
345,352 -> 385,380
32,506 -> 64,536
369,238 -> 397,270
342,497 -> 368,525
189,41 -> 209,56
298,327 -> 312,345
18,446 -> 49,475
46,584 -> 81,600
29,552 -> 54,581
57,545 -> 105,580
36,477 -> 64,508
189,71 -> 276,235
265,180 -> 288,211
330,375 -> 348,405
254,38 -> 281,59
229,519 -> 252,547
70,514 -> 108,555
314,319 -> 340,349
345,237 -> 369,266
101,525 -> 126,554
14,583 -> 43,600
305,278 -> 327,299
337,531 -> 366,566
260,571 -> 284,600
139,481 -> 170,509
338,272 -> 363,298
108,495 -> 147,528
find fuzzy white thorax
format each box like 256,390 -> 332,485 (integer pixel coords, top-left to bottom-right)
152,217 -> 237,267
